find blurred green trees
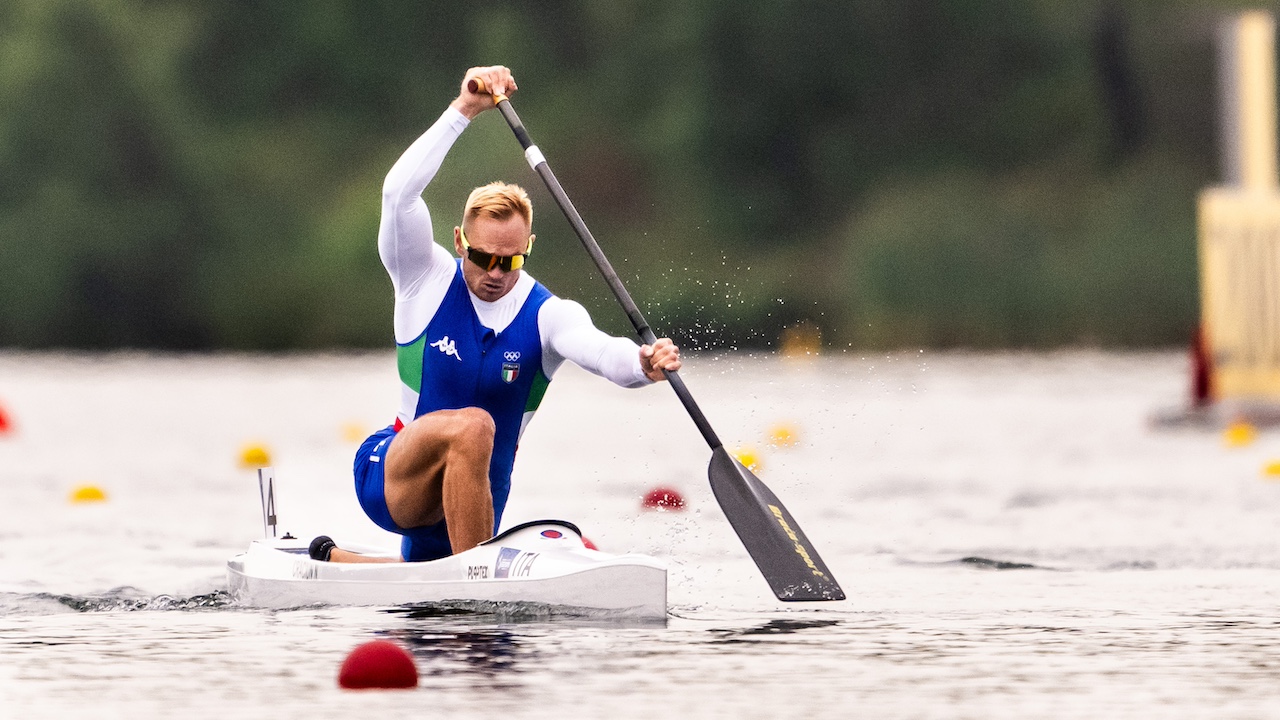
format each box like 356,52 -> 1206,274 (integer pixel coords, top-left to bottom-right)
0,1 -> 1259,350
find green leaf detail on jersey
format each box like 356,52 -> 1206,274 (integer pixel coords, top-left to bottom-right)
524,368 -> 551,413
397,335 -> 425,393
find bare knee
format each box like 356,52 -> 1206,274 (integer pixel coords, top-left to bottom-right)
443,408 -> 495,464
446,407 -> 496,442
387,408 -> 492,481
397,407 -> 494,448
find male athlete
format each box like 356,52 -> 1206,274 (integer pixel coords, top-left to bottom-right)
312,66 -> 681,564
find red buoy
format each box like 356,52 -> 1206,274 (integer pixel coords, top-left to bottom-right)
582,536 -> 598,550
338,640 -> 418,690
0,403 -> 12,435
641,487 -> 686,511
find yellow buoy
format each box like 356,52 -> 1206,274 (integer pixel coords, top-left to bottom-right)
239,443 -> 273,468
1223,420 -> 1257,448
70,485 -> 107,504
1263,460 -> 1280,479
766,423 -> 799,449
779,321 -> 822,359
341,422 -> 368,443
734,446 -> 763,473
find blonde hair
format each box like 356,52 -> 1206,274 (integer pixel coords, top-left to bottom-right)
462,182 -> 532,231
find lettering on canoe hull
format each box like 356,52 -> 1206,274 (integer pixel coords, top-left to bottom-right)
493,547 -> 540,578
467,565 -> 489,580
511,551 -> 538,578
768,504 -> 827,579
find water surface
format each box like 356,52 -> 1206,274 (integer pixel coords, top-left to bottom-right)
3,350 -> 1279,718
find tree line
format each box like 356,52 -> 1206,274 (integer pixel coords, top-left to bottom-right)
0,0 -> 1257,350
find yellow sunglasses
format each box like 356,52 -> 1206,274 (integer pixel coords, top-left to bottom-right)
459,226 -> 534,272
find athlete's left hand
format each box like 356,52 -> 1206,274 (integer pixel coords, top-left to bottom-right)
640,338 -> 681,382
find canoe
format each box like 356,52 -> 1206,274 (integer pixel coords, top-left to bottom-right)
226,519 -> 667,619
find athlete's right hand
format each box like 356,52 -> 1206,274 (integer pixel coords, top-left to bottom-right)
452,66 -> 517,120
640,338 -> 681,382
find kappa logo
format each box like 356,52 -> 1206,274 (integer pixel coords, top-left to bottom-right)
429,336 -> 462,361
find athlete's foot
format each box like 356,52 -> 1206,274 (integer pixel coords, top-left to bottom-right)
309,535 -> 400,563
309,535 -> 337,561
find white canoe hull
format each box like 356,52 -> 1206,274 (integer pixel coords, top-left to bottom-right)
226,520 -> 667,619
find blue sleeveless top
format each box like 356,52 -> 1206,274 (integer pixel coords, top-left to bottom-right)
397,261 -> 552,560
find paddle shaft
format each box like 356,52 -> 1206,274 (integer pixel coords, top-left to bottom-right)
469,79 -> 845,601
472,81 -> 722,451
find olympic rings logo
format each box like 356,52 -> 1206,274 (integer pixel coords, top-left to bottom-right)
504,351 -> 521,361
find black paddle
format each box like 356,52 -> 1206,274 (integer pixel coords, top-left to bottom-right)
469,79 -> 844,602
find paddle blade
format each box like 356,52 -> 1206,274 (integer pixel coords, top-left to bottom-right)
708,447 -> 845,601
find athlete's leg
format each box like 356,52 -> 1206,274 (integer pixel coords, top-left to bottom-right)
329,547 -> 397,563
384,407 -> 496,554
308,532 -> 399,564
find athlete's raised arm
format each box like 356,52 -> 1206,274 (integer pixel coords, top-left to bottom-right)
378,66 -> 518,298
377,109 -> 467,298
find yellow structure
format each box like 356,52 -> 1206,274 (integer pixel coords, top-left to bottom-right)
1198,11 -> 1280,406
1198,190 -> 1280,399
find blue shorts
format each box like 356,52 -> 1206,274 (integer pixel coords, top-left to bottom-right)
353,425 -> 453,562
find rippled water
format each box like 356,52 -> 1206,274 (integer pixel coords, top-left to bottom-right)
3,350 -> 1280,718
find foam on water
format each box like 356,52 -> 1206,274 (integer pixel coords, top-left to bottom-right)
0,589 -> 234,616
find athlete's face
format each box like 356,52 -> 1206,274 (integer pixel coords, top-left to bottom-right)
454,214 -> 532,302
